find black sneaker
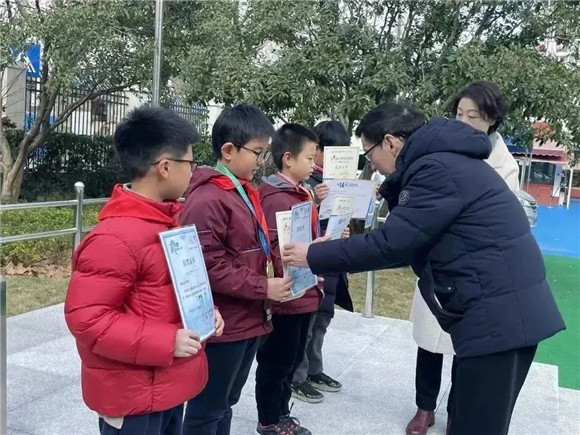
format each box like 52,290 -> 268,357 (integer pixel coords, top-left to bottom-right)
290,380 -> 324,403
280,414 -> 312,435
308,373 -> 342,392
256,421 -> 292,435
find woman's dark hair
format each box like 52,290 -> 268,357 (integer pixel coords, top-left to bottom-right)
449,81 -> 507,133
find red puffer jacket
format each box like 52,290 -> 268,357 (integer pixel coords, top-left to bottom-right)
65,185 -> 208,417
258,174 -> 323,315
180,168 -> 272,343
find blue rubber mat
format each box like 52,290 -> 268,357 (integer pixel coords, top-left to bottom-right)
532,201 -> 580,258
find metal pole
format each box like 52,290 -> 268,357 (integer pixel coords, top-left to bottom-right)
1,280 -> 7,435
74,182 -> 85,249
152,0 -> 164,107
362,202 -> 380,318
567,168 -> 574,210
526,148 -> 533,191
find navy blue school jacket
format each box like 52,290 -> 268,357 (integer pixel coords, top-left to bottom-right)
307,118 -> 565,358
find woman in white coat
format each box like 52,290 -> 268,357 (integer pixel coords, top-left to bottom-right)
406,81 -> 520,435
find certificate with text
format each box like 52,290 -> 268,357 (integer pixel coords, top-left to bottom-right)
160,226 -> 215,341
323,147 -> 360,180
319,179 -> 376,220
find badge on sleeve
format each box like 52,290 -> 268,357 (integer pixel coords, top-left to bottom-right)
398,189 -> 411,206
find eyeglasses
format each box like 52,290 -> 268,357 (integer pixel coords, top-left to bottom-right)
363,141 -> 381,162
236,144 -> 271,163
152,158 -> 198,172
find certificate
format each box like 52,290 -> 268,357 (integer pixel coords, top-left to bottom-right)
276,202 -> 317,300
159,226 -> 215,341
326,212 -> 352,240
289,201 -> 318,298
319,179 -> 376,219
332,194 -> 355,215
323,147 -> 360,180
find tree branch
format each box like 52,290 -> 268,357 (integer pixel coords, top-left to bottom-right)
473,4 -> 498,39
49,82 -> 137,132
5,0 -> 13,19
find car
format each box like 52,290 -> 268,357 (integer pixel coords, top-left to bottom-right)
514,189 -> 538,228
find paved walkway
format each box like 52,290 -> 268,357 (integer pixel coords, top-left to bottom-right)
6,304 -> 580,434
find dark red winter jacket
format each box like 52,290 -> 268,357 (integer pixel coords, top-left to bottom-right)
180,167 -> 272,342
65,184 -> 208,417
258,174 -> 323,315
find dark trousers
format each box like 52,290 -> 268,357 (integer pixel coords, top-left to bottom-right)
415,347 -> 447,412
256,313 -> 313,425
448,345 -> 537,435
293,311 -> 332,383
98,405 -> 183,435
183,337 -> 260,435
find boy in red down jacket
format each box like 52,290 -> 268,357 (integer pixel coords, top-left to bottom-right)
254,124 -> 327,435
180,104 -> 293,435
65,107 -> 224,435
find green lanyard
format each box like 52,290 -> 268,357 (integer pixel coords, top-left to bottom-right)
214,163 -> 271,257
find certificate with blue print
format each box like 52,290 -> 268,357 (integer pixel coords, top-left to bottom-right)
287,201 -> 318,298
160,225 -> 215,341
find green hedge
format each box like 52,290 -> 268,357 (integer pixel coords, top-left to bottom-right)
7,130 -> 216,201
1,205 -> 102,266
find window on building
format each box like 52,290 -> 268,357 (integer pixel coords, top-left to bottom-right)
529,162 -> 556,185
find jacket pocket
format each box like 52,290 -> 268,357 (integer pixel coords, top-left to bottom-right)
434,283 -> 466,316
235,247 -> 267,274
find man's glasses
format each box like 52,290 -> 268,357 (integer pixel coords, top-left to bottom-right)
151,158 -> 198,172
363,141 -> 381,162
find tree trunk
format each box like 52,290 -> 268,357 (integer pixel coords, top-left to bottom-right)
1,163 -> 24,203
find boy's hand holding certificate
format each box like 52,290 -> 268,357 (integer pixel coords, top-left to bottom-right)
160,226 -> 216,342
276,201 -> 318,299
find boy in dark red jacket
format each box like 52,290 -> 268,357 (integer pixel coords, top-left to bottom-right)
180,104 -> 293,435
291,120 -> 354,404
255,124 -> 326,435
65,107 -> 224,435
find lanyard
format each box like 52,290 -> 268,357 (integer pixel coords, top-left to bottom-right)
215,163 -> 271,257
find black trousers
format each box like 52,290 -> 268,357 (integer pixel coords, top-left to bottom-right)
255,313 -> 313,425
448,345 -> 537,435
415,347 -> 448,412
99,405 -> 183,435
415,344 -> 537,434
183,337 -> 260,435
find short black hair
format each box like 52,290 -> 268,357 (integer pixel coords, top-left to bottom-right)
114,106 -> 200,179
271,123 -> 319,171
354,102 -> 426,144
212,103 -> 274,159
449,81 -> 507,133
313,120 -> 350,151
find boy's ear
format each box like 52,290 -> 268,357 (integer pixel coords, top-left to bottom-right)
155,159 -> 171,180
282,151 -> 293,167
221,142 -> 237,161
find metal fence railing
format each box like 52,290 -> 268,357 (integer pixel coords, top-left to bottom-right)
0,182 -> 108,249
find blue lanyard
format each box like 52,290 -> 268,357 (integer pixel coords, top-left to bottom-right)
215,163 -> 271,257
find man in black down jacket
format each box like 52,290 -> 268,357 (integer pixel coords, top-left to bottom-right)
283,102 -> 565,435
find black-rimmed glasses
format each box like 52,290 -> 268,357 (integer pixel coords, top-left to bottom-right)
151,158 -> 198,172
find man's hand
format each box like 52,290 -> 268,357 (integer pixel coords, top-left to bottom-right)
313,183 -> 330,204
214,309 -> 224,337
267,276 -> 293,301
341,227 -> 350,239
174,329 -> 202,358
